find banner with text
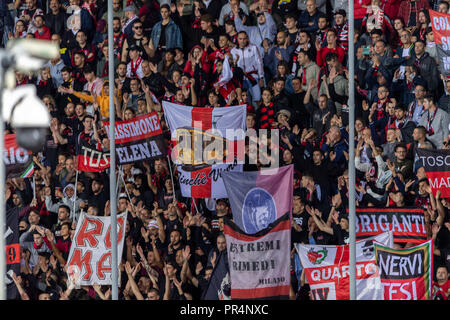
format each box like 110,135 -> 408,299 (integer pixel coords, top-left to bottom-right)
430,10 -> 450,77
416,148 -> 450,198
224,213 -> 290,299
76,138 -> 110,172
296,232 -> 393,300
66,212 -> 127,286
104,112 -> 166,165
353,207 -> 427,243
4,134 -> 34,178
374,240 -> 433,300
5,208 -> 20,299
163,101 -> 246,198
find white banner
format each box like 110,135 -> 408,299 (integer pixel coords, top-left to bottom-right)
66,212 -> 127,286
295,232 -> 394,300
224,214 -> 291,299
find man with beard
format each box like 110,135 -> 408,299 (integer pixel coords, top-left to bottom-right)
389,104 -> 416,145
45,0 -> 66,36
87,178 -> 108,217
101,0 -> 124,20
231,31 -> 264,104
50,205 -> 71,236
291,194 -> 310,244
264,31 -> 295,80
334,9 -> 348,52
115,62 -> 131,94
232,8 -> 277,57
121,20 -> 151,62
272,77 -> 292,111
71,51 -> 87,90
140,59 -> 178,102
112,17 -> 127,61
304,82 -> 336,137
315,14 -> 329,48
289,77 -> 309,129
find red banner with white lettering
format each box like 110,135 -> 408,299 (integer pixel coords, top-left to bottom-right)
354,207 -> 427,243
295,232 -> 393,300
66,212 -> 127,286
76,138 -> 110,172
374,240 -> 433,300
429,10 -> 450,77
4,134 -> 34,178
103,112 -> 166,165
416,148 -> 450,198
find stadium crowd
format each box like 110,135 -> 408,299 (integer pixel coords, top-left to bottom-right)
1,0 -> 449,300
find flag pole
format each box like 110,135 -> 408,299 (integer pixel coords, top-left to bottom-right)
348,0 -> 357,300
32,175 -> 36,200
192,198 -> 200,214
166,155 -> 177,202
120,167 -> 135,211
108,0 -> 118,300
116,165 -> 122,195
73,170 -> 78,218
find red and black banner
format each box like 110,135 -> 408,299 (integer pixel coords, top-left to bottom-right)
429,10 -> 450,77
374,240 -> 433,300
76,139 -> 110,172
4,134 -> 34,178
416,148 -> 450,198
353,207 -> 427,244
104,112 -> 167,165
6,207 -> 20,299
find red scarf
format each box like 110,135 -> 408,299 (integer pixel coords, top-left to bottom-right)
426,108 -> 437,135
192,17 -> 201,29
101,60 -> 109,78
130,56 -> 142,78
33,242 -> 43,250
376,99 -> 387,120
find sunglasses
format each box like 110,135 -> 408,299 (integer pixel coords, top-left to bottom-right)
134,26 -> 143,29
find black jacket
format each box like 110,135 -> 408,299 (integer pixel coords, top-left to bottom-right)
143,72 -> 178,99
45,11 -> 67,36
407,52 -> 439,93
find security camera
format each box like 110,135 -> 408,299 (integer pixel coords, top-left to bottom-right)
6,86 -> 50,153
6,39 -> 59,74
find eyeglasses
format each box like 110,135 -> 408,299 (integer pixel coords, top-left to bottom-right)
134,26 -> 143,29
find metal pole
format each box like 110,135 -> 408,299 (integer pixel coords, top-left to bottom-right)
33,175 -> 36,200
120,168 -> 135,211
348,0 -> 357,301
166,155 -> 177,202
73,170 -> 78,218
108,0 -> 118,300
0,54 -> 7,300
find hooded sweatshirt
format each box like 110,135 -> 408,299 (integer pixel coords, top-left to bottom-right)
72,81 -> 122,119
233,13 -> 277,57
